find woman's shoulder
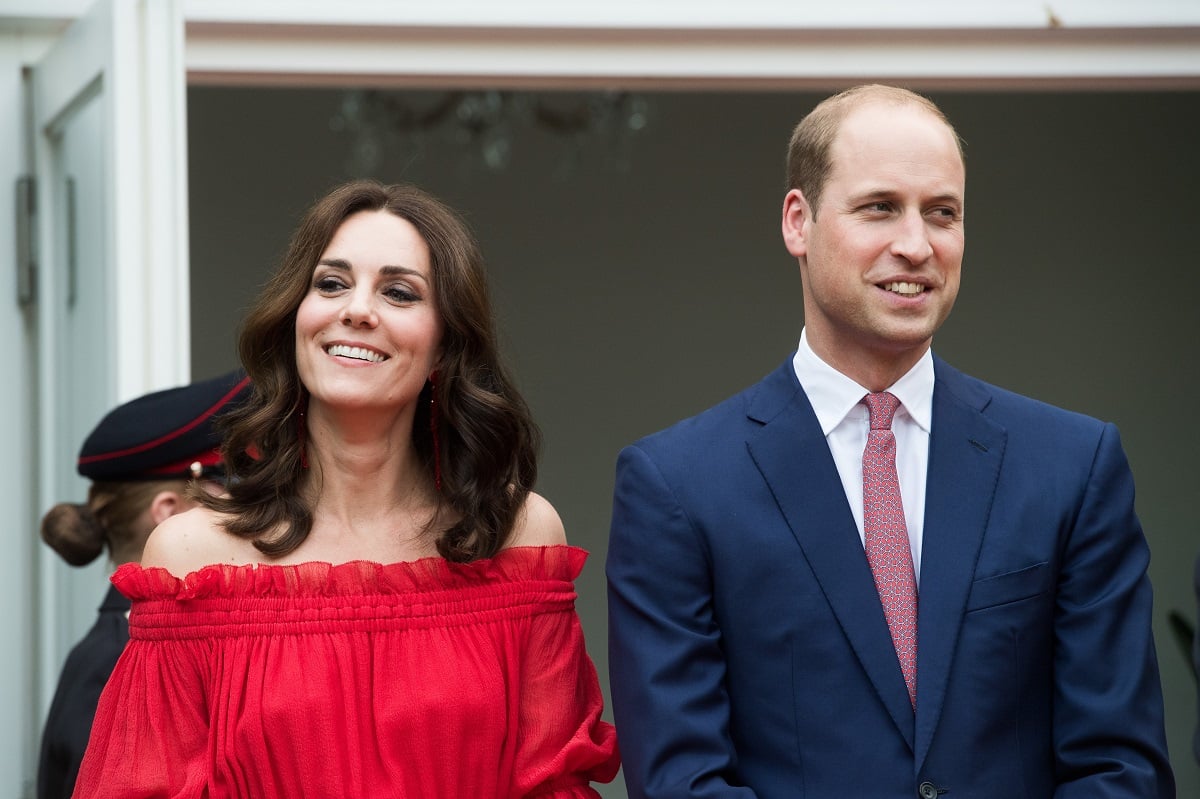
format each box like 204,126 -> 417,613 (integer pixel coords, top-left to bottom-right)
504,491 -> 567,549
140,506 -> 253,578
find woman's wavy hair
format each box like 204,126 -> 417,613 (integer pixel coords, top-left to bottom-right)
200,180 -> 540,563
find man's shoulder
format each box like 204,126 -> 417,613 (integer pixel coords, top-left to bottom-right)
934,357 -> 1109,437
628,359 -> 799,456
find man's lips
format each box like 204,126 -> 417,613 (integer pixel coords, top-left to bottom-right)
879,281 -> 927,297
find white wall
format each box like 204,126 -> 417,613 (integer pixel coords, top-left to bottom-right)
0,23 -> 57,799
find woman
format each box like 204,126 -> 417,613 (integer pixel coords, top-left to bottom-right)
37,369 -> 250,799
74,181 -> 619,797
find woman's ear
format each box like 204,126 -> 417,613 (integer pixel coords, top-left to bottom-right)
148,489 -> 190,527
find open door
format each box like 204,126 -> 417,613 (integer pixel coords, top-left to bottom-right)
15,0 -> 190,790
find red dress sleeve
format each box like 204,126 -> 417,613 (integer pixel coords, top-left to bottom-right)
509,594 -> 620,798
72,568 -> 211,798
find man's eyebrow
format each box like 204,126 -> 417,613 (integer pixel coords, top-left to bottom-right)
845,188 -> 900,205
927,192 -> 964,208
849,188 -> 963,209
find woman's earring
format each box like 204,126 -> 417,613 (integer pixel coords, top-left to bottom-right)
429,371 -> 441,492
297,389 -> 310,469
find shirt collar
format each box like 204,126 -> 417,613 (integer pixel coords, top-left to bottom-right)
792,328 -> 935,436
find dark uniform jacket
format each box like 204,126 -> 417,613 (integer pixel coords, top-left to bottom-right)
37,585 -> 130,799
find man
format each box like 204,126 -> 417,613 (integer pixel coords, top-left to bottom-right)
606,85 -> 1173,798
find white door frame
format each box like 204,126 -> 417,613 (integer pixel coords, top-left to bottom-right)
3,1 -> 189,794
30,0 -> 191,695
10,2 -> 1200,90
181,1 -> 1200,91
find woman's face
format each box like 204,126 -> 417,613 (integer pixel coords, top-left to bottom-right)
294,210 -> 442,416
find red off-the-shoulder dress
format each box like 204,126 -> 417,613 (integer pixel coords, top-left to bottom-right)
72,545 -> 619,798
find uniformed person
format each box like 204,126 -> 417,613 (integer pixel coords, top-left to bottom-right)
36,370 -> 251,799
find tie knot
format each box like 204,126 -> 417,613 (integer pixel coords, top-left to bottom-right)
864,391 -> 900,430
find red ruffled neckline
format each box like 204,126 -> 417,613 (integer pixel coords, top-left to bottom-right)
113,544 -> 588,601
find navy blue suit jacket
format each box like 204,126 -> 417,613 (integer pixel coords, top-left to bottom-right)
607,357 -> 1173,798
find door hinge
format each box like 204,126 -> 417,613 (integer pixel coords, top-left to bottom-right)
15,175 -> 36,307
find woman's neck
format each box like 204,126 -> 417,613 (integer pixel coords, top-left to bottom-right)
299,403 -> 440,551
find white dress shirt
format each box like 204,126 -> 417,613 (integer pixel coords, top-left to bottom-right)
791,329 -> 933,583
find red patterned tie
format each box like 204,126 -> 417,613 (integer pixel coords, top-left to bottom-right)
862,391 -> 918,708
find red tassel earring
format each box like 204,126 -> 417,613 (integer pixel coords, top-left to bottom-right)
297,389 -> 309,469
429,371 -> 441,492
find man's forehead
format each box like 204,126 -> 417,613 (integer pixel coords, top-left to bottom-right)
829,105 -> 964,180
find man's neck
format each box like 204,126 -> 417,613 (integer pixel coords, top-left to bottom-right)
804,332 -> 931,392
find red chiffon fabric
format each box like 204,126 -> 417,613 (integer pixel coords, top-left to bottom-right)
73,545 -> 619,798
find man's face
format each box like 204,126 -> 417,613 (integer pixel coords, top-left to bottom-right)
782,101 -> 965,382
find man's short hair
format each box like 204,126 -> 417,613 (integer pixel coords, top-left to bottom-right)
786,84 -> 964,215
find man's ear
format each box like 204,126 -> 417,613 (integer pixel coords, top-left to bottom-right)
781,188 -> 812,258
148,490 -> 188,526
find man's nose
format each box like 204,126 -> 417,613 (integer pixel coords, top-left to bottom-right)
890,212 -> 934,265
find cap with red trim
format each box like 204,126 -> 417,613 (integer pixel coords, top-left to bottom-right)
76,370 -> 251,482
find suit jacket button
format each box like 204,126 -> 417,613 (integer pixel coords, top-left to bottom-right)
918,782 -> 939,799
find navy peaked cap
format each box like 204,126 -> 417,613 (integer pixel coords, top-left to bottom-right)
77,369 -> 251,482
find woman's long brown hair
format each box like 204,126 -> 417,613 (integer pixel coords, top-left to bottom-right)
200,180 -> 539,562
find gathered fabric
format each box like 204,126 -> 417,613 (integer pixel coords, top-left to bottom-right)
73,545 -> 619,798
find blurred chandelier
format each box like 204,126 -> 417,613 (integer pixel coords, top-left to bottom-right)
332,89 -> 649,177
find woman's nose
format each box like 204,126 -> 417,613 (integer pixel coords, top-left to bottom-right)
339,288 -> 378,328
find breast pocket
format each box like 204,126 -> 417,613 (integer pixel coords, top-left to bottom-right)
965,561 -> 1051,612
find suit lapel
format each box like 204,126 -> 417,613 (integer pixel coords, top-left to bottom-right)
913,359 -> 1007,769
745,364 -> 916,750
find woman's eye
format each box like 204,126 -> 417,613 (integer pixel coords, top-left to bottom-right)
314,276 -> 346,293
385,286 -> 419,303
